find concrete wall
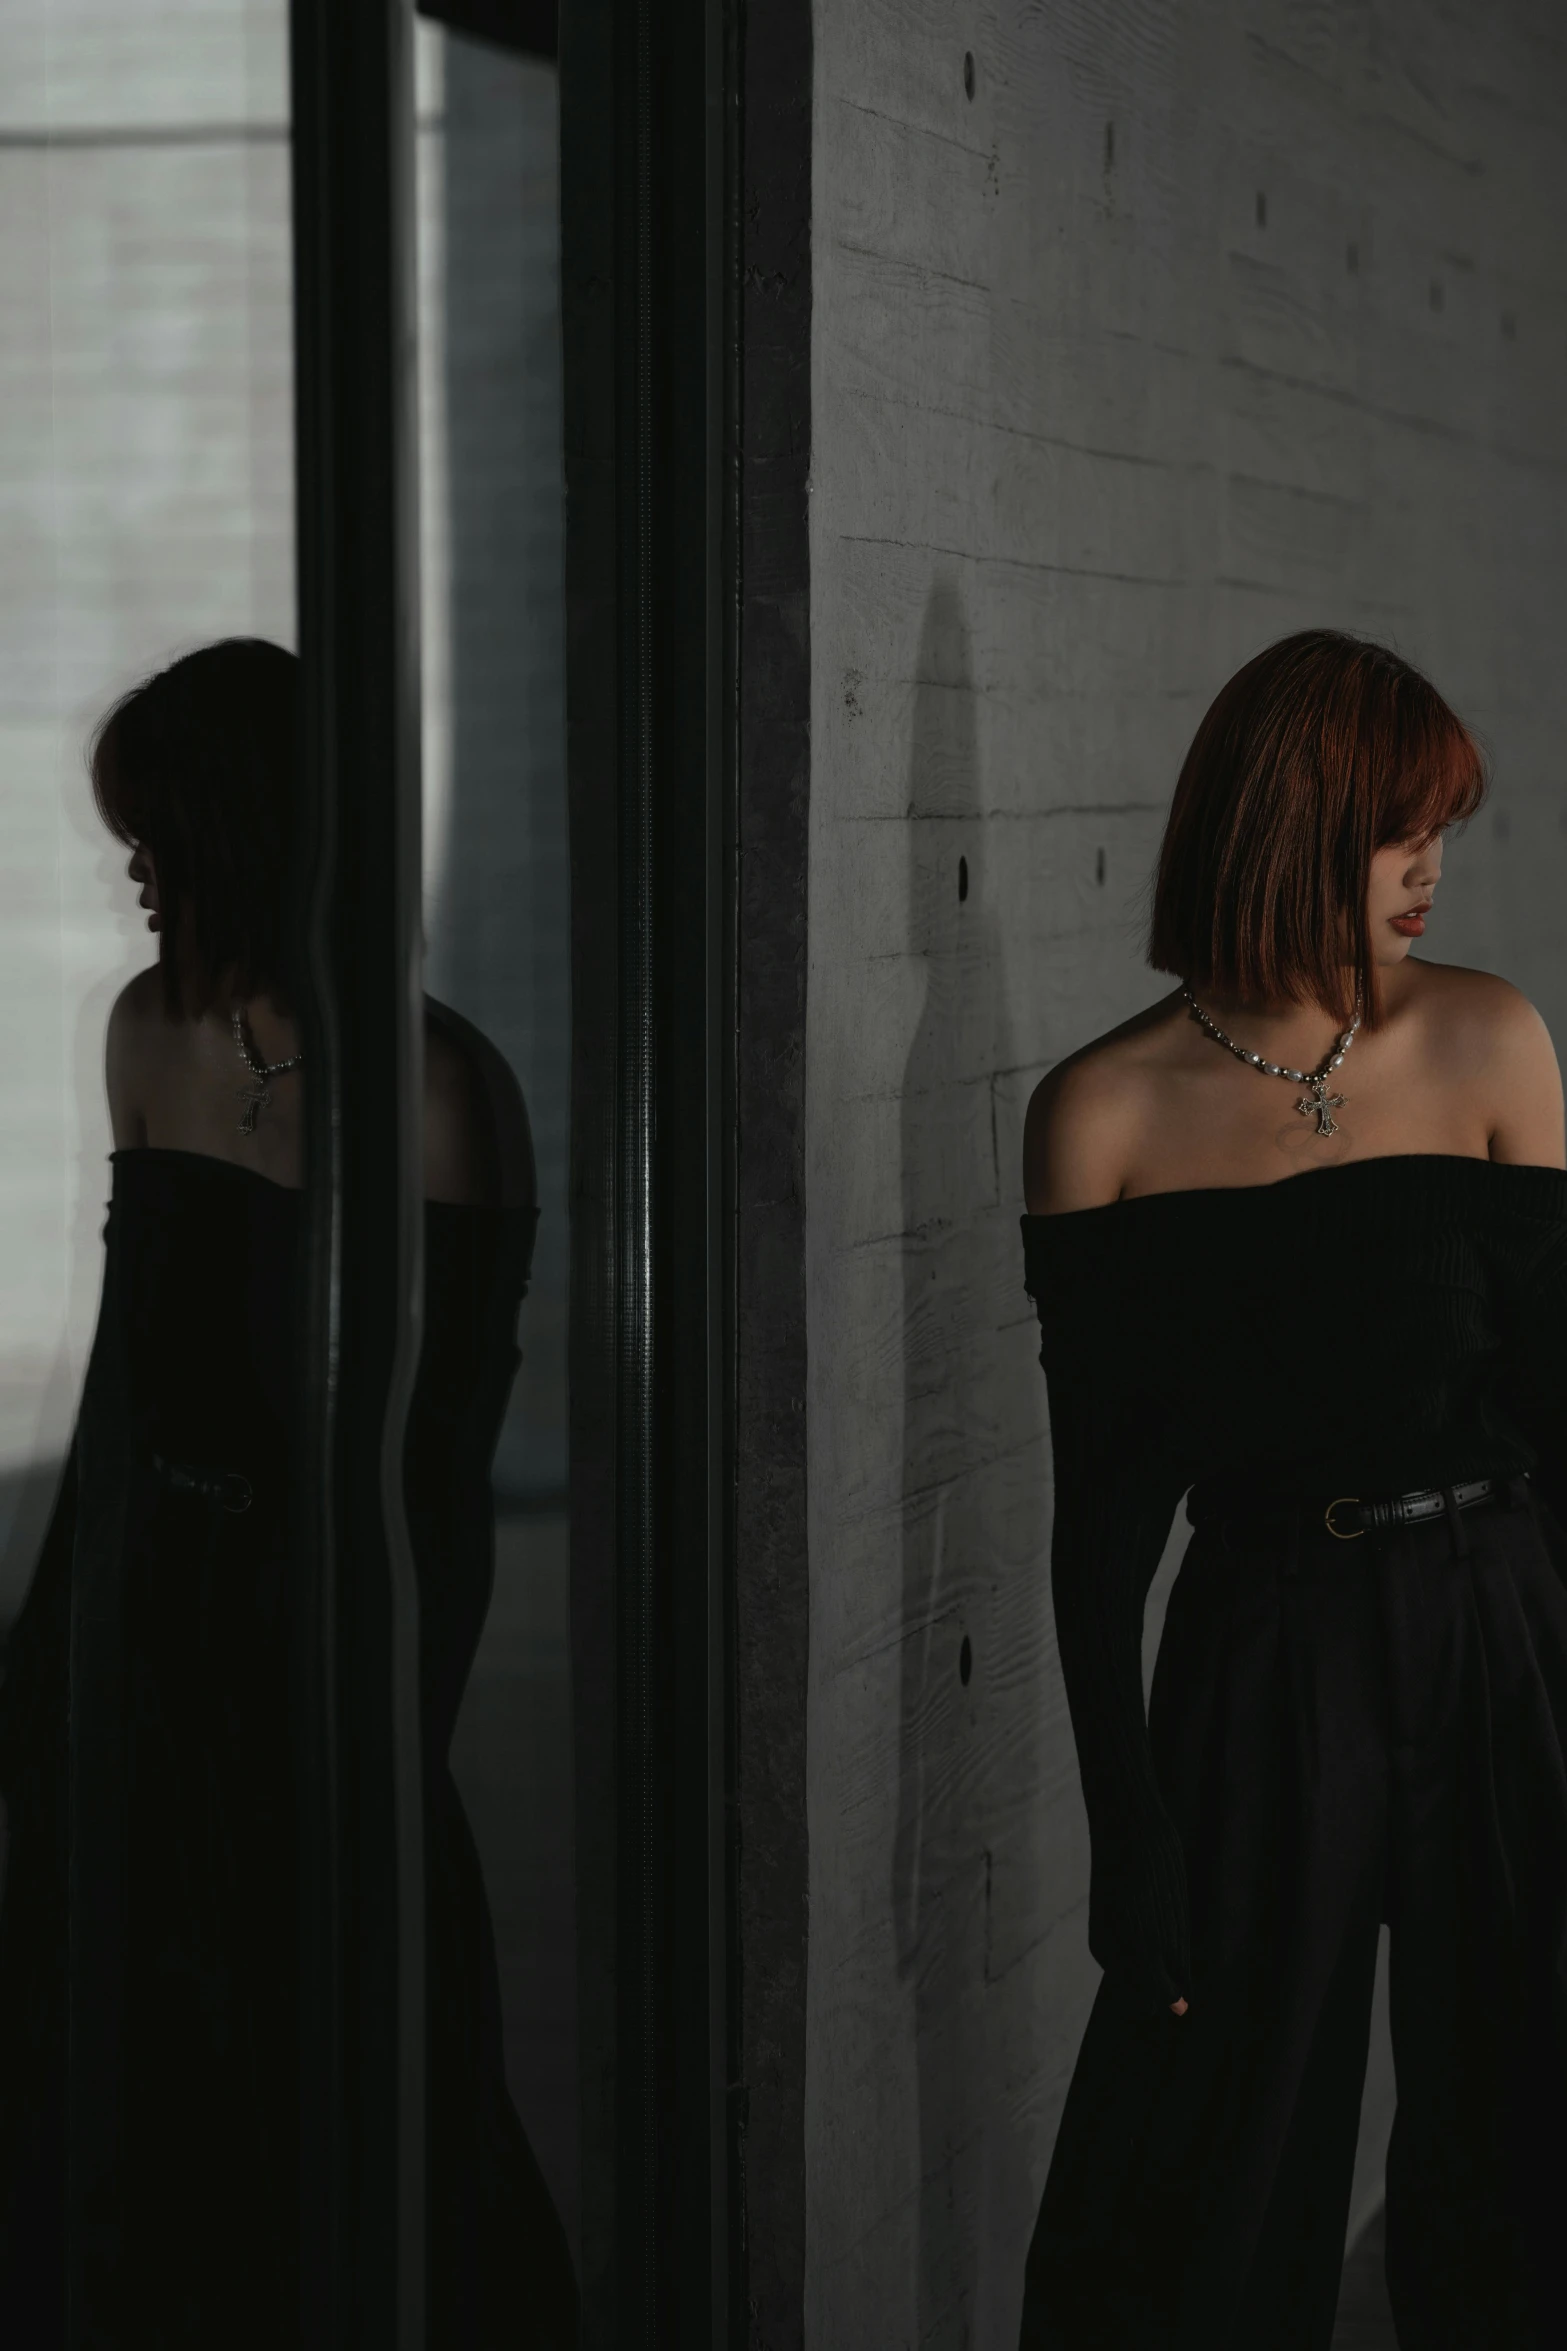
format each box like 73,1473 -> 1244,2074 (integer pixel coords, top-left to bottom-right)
804,3 -> 1567,2343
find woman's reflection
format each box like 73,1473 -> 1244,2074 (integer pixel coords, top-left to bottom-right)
0,639 -> 577,2346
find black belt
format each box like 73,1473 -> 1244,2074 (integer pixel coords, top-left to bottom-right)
152,1451 -> 254,1515
1192,1476 -> 1507,1543
1320,1479 -> 1497,1540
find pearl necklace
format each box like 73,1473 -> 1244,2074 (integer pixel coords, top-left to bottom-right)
1181,987 -> 1360,1138
232,1009 -> 304,1137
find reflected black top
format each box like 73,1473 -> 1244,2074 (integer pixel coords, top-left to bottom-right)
1021,1154 -> 1567,2010
0,1148 -> 575,2346
107,1146 -> 538,1764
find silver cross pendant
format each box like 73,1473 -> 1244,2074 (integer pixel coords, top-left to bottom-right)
1296,1077 -> 1347,1137
237,1081 -> 271,1137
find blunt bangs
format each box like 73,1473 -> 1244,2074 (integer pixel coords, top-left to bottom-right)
1369,690 -> 1487,854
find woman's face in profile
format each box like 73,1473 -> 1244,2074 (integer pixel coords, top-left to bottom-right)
1367,827 -> 1444,967
127,842 -> 161,934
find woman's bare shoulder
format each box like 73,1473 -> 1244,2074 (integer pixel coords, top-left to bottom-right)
1404,955 -> 1531,1014
423,998 -> 537,1208
1023,992 -> 1187,1214
1405,959 -> 1565,1166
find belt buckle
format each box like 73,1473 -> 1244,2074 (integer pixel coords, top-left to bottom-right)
1325,1496 -> 1364,1541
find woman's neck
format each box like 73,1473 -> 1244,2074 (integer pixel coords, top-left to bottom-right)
229,990 -> 300,1063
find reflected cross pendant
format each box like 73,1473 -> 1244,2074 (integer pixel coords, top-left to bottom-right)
237,1081 -> 271,1137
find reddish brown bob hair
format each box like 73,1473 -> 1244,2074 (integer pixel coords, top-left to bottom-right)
91,638 -> 299,1019
1148,630 -> 1486,1028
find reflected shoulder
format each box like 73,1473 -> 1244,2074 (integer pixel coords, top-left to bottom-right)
104,963 -> 166,1147
422,998 -> 537,1209
106,961 -> 164,1039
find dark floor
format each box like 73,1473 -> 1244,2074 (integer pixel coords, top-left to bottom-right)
1334,2206 -> 1395,2349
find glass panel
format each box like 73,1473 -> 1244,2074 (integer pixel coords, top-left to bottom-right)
412,9 -> 579,2329
0,0 -> 296,2333
0,0 -> 294,1578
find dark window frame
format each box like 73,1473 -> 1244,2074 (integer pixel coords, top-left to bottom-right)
562,0 -> 742,2341
288,5 -> 426,2344
417,0 -> 558,58
288,0 -> 744,2342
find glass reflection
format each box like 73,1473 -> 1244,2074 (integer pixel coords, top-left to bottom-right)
414,4 -> 578,2302
0,5 -> 296,2334
0,6 -> 577,2339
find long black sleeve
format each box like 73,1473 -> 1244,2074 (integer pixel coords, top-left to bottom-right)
1043,1379 -> 1191,2009
1493,1199 -> 1567,1543
1023,1218 -> 1192,2011
0,1441 -> 75,2210
0,1440 -> 75,1799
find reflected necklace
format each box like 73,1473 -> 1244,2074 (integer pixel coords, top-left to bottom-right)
1181,987 -> 1360,1138
231,1009 -> 303,1138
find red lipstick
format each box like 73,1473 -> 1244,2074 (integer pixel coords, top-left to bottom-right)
1390,903 -> 1429,938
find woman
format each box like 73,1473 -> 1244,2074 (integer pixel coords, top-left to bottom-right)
0,640 -> 577,2346
1018,631 -> 1567,2348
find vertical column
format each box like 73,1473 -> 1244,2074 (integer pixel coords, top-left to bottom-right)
289,5 -> 425,2346
561,0 -> 738,2340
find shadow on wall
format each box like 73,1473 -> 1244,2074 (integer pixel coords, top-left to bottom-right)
893,576 -> 1019,2342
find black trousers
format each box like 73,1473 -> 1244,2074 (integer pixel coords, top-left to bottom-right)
1020,1480 -> 1567,2350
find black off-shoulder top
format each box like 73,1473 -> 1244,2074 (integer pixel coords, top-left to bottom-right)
1021,1153 -> 1567,2012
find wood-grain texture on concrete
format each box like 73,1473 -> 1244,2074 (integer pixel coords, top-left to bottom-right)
804,4 -> 1567,2344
